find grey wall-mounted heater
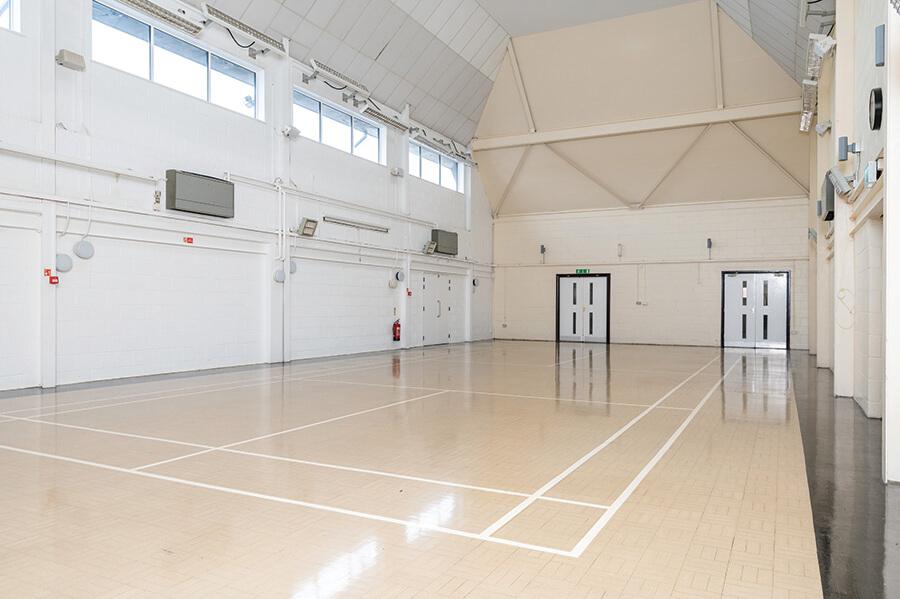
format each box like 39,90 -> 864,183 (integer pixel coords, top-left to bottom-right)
166,170 -> 235,218
430,229 -> 458,256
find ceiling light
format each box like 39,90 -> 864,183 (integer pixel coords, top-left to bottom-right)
297,218 -> 318,237
202,3 -> 285,54
799,111 -> 813,132
119,0 -> 205,36
361,105 -> 408,132
307,60 -> 369,97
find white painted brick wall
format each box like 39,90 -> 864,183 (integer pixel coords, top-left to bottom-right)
0,0 -> 493,390
494,200 -> 810,349
853,218 -> 884,417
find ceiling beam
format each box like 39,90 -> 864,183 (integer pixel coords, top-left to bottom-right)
638,125 -> 711,208
728,121 -> 810,194
471,99 -> 801,151
709,0 -> 724,109
493,146 -> 531,217
545,144 -> 632,209
507,40 -> 536,133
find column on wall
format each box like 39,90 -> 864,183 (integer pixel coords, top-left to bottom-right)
832,0 -> 856,397
883,4 -> 900,482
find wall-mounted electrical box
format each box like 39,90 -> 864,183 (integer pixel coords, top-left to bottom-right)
430,229 -> 458,256
166,170 -> 234,218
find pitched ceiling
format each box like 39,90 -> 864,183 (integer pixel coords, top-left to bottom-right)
472,0 -> 810,216
192,0 -> 511,145
477,0 -> 837,84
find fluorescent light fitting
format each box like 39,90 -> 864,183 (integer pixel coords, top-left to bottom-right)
361,105 -> 408,132
423,241 -> 437,255
806,36 -> 823,79
202,3 -> 285,53
309,60 -> 369,96
119,0 -> 205,36
801,79 -> 818,113
298,217 -> 318,237
322,215 -> 389,233
799,111 -> 813,132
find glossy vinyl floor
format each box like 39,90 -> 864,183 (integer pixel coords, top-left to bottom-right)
0,342 -> 823,598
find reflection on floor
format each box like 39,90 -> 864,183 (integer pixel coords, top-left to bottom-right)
791,352 -> 899,599
0,341 -> 823,598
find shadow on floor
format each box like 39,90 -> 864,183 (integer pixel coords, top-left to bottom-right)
790,351 -> 899,599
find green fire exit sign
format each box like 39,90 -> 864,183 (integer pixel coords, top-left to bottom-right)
575,269 -> 590,274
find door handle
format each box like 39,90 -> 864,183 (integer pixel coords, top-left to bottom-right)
437,300 -> 441,317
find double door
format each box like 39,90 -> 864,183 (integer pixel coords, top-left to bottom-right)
723,272 -> 789,349
558,275 -> 609,343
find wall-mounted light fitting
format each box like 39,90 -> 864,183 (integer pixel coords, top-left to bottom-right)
74,240 -> 95,259
307,59 -> 369,97
616,243 -> 622,257
423,241 -> 437,255
297,218 -> 318,237
56,50 -> 86,71
282,125 -> 301,139
837,136 -> 861,162
827,166 -> 853,196
815,121 -> 831,136
56,254 -> 73,273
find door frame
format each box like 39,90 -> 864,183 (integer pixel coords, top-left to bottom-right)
555,273 -> 611,344
720,270 -> 791,350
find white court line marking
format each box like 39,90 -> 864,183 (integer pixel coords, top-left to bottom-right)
479,354 -> 722,538
218,390 -> 451,450
129,390 -> 452,472
0,444 -> 575,557
568,358 -> 741,557
298,377 -> 694,412
2,416 -> 211,449
0,375 -> 277,417
221,448 -> 610,510
1,397 -> 612,510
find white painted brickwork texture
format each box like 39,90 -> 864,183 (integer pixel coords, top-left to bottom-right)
853,219 -> 885,417
0,1 -> 493,390
493,200 -> 810,349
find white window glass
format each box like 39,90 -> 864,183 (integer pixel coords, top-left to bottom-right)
321,104 -> 352,153
440,156 -> 458,191
92,2 -> 151,79
352,118 -> 379,163
211,55 -> 255,117
153,30 -> 208,100
408,143 -> 420,178
0,0 -> 12,30
421,147 -> 440,185
292,92 -> 320,141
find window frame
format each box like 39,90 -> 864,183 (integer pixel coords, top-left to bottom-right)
292,89 -> 385,166
91,0 -> 262,119
408,141 -> 465,193
0,0 -> 20,32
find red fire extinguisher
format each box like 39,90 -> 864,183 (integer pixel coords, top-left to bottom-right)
393,319 -> 401,341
